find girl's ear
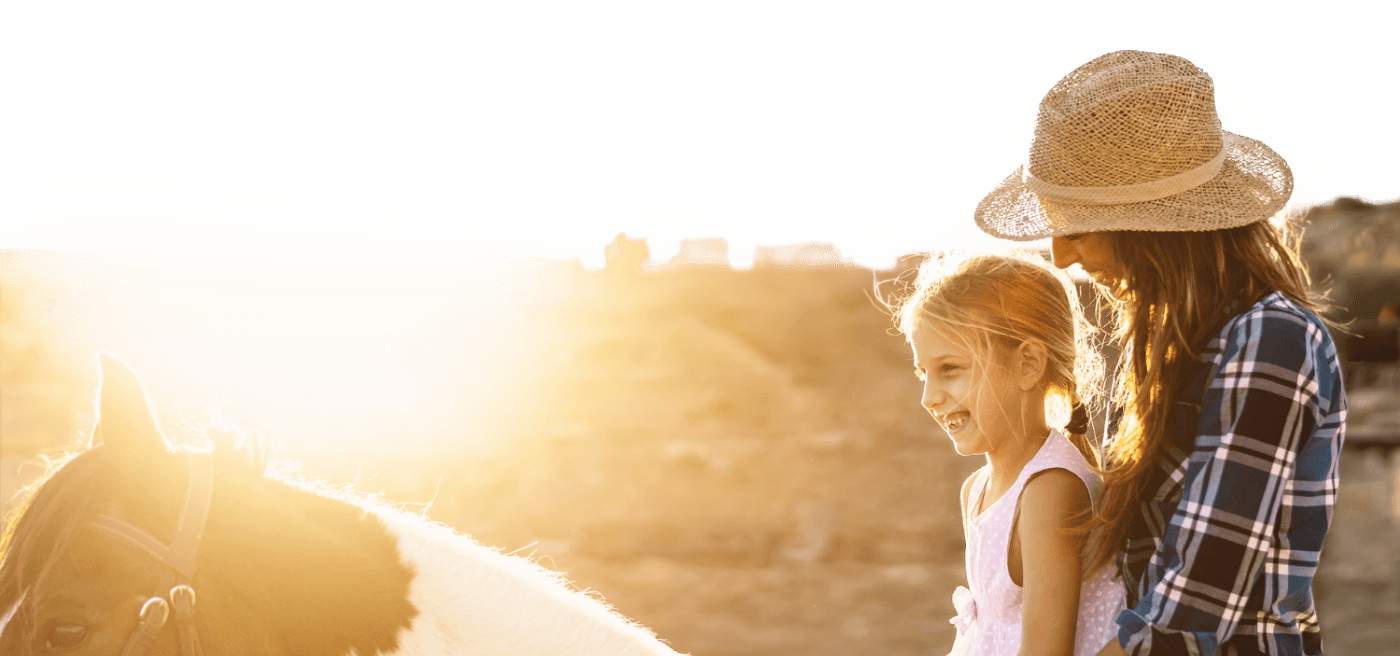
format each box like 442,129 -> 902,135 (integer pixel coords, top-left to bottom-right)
1015,340 -> 1048,391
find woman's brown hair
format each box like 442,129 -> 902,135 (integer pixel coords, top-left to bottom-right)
1081,218 -> 1326,573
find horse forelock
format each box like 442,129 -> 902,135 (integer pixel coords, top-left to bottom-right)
0,427 -> 276,578
0,432 -> 282,651
0,447 -> 111,621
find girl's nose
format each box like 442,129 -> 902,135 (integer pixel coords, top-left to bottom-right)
921,380 -> 945,413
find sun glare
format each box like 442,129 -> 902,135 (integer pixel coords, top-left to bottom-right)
0,253 -> 577,467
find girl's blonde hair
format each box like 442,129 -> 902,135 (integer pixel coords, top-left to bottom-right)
892,251 -> 1105,466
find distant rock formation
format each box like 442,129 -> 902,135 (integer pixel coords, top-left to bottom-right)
669,238 -> 730,268
1298,196 -> 1400,322
604,233 -> 649,275
753,242 -> 843,268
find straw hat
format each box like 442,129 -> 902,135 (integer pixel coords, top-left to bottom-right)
974,50 -> 1293,241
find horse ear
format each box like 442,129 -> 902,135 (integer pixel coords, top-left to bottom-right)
93,352 -> 172,456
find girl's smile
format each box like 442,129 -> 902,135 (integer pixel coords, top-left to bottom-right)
937,410 -> 970,433
909,324 -> 1030,457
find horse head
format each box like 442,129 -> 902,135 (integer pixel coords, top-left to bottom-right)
0,354 -> 417,656
1,354 -> 683,656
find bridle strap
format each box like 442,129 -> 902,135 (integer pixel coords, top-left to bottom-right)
87,447 -> 213,580
115,586 -> 204,656
117,597 -> 169,656
169,448 -> 213,575
171,585 -> 205,656
86,446 -> 213,656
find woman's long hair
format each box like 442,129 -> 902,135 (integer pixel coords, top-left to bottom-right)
1081,218 -> 1326,573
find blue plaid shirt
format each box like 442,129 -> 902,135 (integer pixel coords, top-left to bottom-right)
1114,291 -> 1346,656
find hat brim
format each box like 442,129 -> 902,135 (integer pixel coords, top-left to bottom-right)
973,132 -> 1293,242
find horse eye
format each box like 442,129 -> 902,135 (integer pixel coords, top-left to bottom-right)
40,623 -> 88,651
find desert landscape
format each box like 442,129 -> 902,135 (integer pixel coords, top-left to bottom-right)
3,200 -> 1399,655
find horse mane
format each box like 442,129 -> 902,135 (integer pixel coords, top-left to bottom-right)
247,447 -> 659,642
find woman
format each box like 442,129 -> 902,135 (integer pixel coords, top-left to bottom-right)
972,50 -> 1345,656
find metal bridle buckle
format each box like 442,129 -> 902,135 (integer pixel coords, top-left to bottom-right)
118,597 -> 170,656
94,449 -> 214,656
170,585 -> 204,656
170,585 -> 196,619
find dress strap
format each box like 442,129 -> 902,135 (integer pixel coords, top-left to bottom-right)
966,466 -> 991,522
1013,431 -> 1097,500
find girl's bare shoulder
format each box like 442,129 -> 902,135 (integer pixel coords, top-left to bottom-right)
1019,468 -> 1091,530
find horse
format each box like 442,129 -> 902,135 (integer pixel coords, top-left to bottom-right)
0,354 -> 686,656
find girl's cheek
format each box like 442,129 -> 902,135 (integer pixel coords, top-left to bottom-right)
946,376 -> 967,397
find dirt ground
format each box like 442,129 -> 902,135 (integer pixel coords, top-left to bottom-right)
558,558 -> 963,656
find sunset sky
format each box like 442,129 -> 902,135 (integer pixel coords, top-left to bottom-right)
2,20 -> 1400,458
5,19 -> 1394,275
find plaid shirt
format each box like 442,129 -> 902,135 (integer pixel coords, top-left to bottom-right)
1113,291 -> 1346,656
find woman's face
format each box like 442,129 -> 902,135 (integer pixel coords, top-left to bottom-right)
1051,232 -> 1126,292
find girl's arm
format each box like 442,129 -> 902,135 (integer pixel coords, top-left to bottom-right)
1016,468 -> 1091,656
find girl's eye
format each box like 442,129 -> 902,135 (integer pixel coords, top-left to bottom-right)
940,363 -> 961,375
39,623 -> 89,651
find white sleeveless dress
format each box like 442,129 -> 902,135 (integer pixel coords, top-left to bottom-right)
948,430 -> 1125,656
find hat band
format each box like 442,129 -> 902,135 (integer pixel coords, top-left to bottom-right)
1022,145 -> 1227,206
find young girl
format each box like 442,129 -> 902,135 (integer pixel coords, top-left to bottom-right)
973,51 -> 1344,656
897,252 -> 1125,656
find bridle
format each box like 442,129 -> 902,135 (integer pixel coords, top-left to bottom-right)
86,447 -> 213,656
87,447 -> 212,656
